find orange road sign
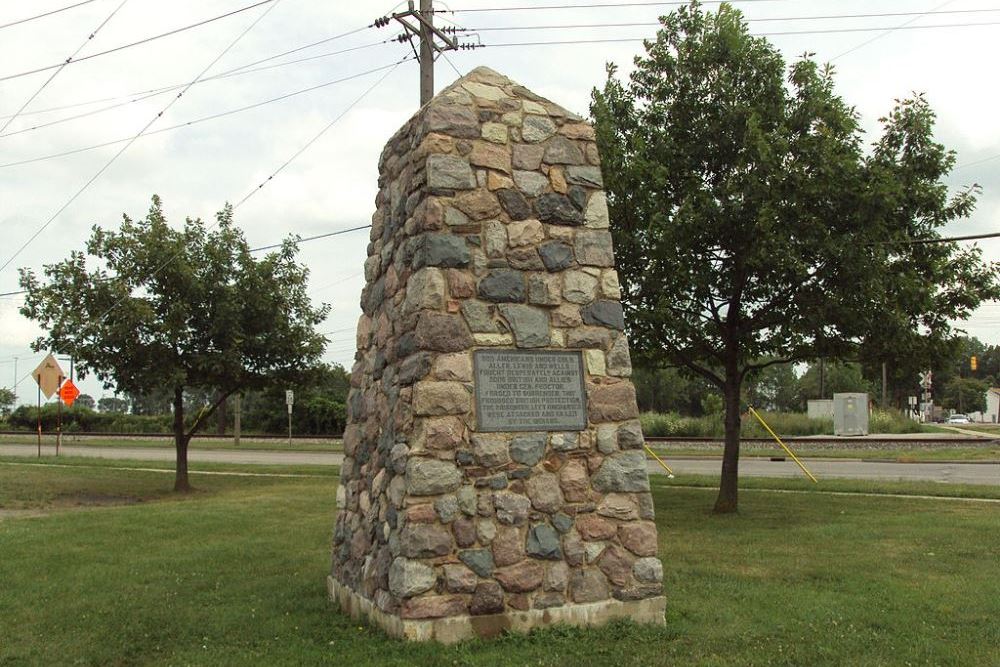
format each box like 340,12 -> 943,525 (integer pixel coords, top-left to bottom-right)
59,378 -> 80,407
32,353 -> 65,399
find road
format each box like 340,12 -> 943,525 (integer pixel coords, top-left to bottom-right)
2,444 -> 998,485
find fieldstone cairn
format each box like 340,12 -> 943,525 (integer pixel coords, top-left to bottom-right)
329,67 -> 665,642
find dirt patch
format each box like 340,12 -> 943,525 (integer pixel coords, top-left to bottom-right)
53,492 -> 147,507
0,508 -> 49,521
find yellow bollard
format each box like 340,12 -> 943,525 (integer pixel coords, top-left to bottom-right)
644,444 -> 675,479
747,406 -> 818,483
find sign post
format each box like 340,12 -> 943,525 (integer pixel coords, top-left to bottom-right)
31,353 -> 66,457
57,378 -> 80,456
285,389 -> 294,446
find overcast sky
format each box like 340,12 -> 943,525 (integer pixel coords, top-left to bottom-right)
1,0 -> 998,406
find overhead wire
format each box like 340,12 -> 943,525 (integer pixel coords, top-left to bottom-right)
436,1 -> 780,12
0,0 -> 286,275
0,0 -> 101,31
0,58 -> 410,167
83,54 -> 404,329
0,0 -> 131,136
0,0 -> 278,84
832,0 -> 957,61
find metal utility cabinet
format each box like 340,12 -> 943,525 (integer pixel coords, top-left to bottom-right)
833,392 -> 869,436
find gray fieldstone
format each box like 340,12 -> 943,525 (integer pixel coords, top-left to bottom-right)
413,234 -> 471,269
497,189 -> 532,220
526,524 -> 563,560
633,557 -> 664,584
527,273 -> 561,306
444,206 -> 470,227
606,334 -> 633,376
460,300 -> 496,333
494,491 -> 531,525
509,434 -> 546,466
483,220 -> 507,258
591,451 -> 651,493
400,522 -> 453,557
513,170 -> 550,197
457,485 -> 477,516
567,185 -> 588,211
538,241 -> 575,271
563,271 -> 599,305
459,548 -> 495,577
389,557 -> 437,598
443,564 -> 478,593
581,300 -> 626,330
423,103 -> 481,139
402,268 -> 446,315
535,193 -> 584,225
412,380 -> 470,416
512,143 -> 544,170
617,420 -> 644,449
543,136 -> 585,165
570,568 -> 610,603
426,154 -> 476,190
478,269 -> 525,303
434,495 -> 460,523
552,512 -> 573,534
566,165 -> 604,187
472,434 -> 510,467
498,304 -> 550,348
574,230 -> 615,267
550,432 -> 579,452
406,457 -> 463,496
522,115 -> 557,143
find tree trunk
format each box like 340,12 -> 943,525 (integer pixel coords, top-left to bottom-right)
173,386 -> 191,493
714,367 -> 742,514
215,391 -> 227,435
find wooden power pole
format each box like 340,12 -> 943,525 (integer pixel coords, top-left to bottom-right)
419,0 -> 434,106
379,0 -> 462,107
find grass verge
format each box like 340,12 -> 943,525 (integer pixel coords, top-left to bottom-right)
652,445 -> 1000,462
2,462 -> 998,665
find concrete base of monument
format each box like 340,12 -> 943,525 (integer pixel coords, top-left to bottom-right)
327,576 -> 666,644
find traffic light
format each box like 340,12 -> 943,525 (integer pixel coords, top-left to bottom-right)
971,356 -> 978,372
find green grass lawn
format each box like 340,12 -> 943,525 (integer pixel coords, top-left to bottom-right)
1,462 -> 998,665
653,444 -> 1000,462
0,432 -> 342,452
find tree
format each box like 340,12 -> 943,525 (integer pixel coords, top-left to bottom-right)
19,196 -> 329,491
941,377 -> 989,414
592,2 -> 1000,512
745,362 -> 800,412
0,387 -> 15,418
798,362 -> 874,408
75,393 -> 96,411
97,396 -> 128,413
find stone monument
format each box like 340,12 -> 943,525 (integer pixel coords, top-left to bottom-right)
329,67 -> 665,642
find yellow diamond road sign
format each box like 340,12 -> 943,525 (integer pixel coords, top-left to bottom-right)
32,353 -> 65,399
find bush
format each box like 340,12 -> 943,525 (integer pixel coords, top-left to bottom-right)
640,408 -> 923,438
6,405 -> 171,433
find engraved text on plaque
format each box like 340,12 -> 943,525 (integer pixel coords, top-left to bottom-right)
473,349 -> 587,432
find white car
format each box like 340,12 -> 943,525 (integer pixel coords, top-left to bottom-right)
947,414 -> 971,424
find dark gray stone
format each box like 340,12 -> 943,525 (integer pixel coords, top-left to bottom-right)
510,434 -> 546,466
617,421 -> 644,449
414,312 -> 474,352
460,300 -> 496,333
552,512 -> 573,534
574,230 -> 615,267
397,352 -> 433,385
538,241 -> 575,271
568,185 -> 588,211
478,269 -> 525,303
581,300 -> 625,330
526,524 -> 563,560
423,103 -> 481,139
535,193 -> 584,225
413,234 -> 471,269
498,304 -> 550,348
459,548 -> 495,577
497,189 -> 531,221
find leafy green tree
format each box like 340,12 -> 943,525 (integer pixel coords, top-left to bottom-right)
941,377 -> 989,414
592,2 -> 1000,512
631,365 -> 715,415
75,393 -> 96,411
0,387 -> 15,418
798,362 -> 874,407
97,396 -> 128,413
19,196 -> 328,491
745,362 -> 800,412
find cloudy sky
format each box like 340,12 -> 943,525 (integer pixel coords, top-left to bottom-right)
1,0 -> 998,406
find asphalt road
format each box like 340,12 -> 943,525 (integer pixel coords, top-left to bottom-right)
2,444 -> 998,485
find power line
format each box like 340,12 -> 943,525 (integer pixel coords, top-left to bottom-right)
0,38 -> 393,139
461,9 -> 1000,31
86,58 -> 402,329
0,58 -> 408,166
478,21 -> 1000,48
249,227 -> 374,253
0,27 -> 379,121
0,0 -> 131,136
832,0 -> 957,61
0,0 -> 101,31
0,0 -> 278,84
0,0 -> 285,276
438,1 -> 778,12
883,232 -> 1000,245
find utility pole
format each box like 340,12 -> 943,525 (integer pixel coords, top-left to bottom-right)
881,361 -> 888,408
419,0 -> 434,106
377,1 -> 467,107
